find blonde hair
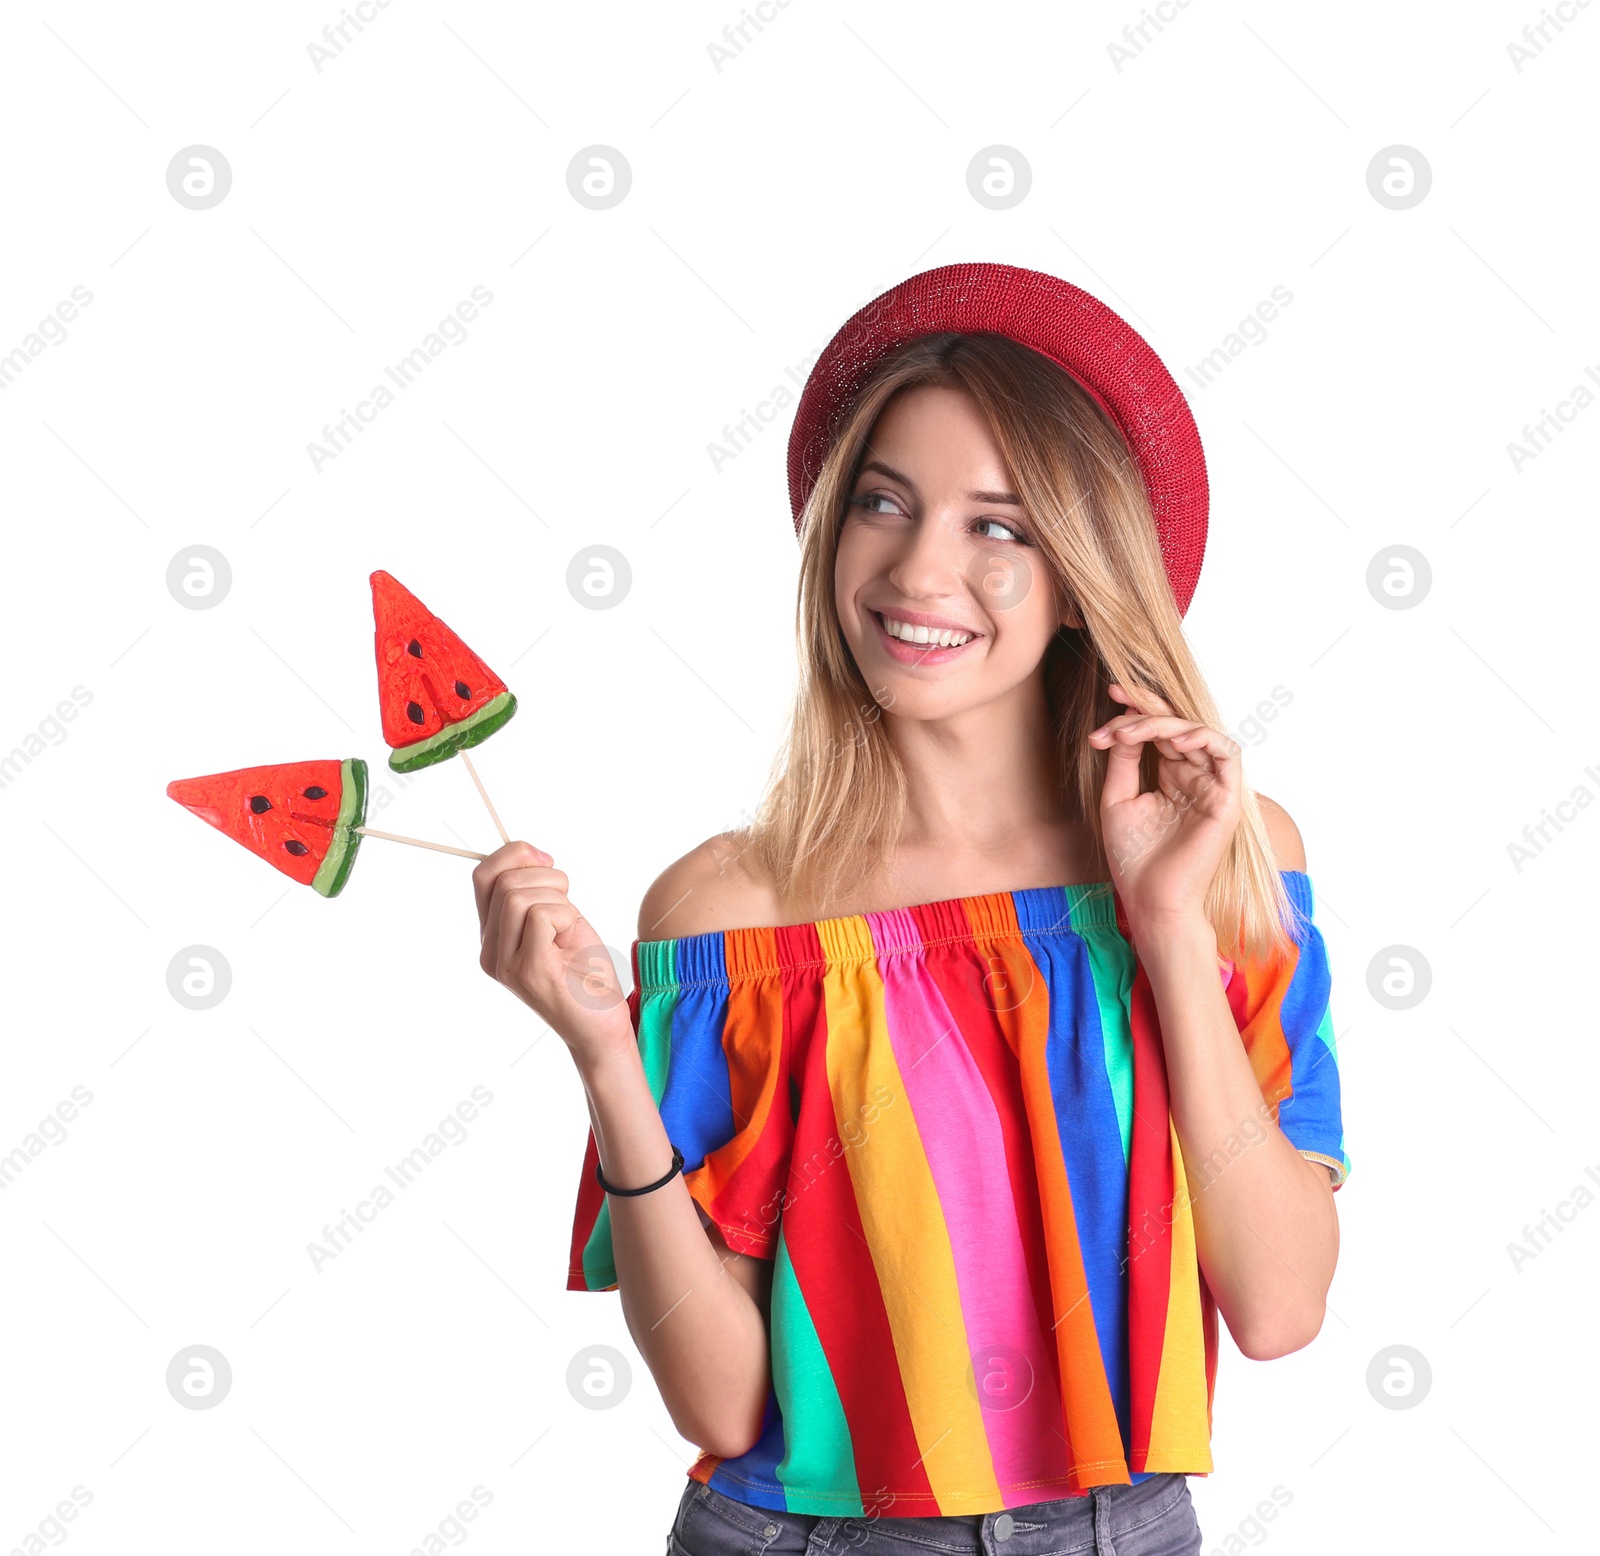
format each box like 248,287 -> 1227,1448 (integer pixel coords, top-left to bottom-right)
746,331 -> 1298,963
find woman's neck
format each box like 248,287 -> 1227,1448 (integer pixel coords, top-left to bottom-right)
886,674 -> 1069,852
804,679 -> 1100,918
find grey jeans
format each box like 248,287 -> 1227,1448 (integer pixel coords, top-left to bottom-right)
667,1474 -> 1203,1556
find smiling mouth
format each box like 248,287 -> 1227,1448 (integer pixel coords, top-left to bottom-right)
871,610 -> 983,661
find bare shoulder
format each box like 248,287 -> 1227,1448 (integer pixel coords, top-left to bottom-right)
637,830 -> 785,941
1255,792 -> 1308,873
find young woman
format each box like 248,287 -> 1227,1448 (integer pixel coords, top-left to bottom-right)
473,264 -> 1348,1556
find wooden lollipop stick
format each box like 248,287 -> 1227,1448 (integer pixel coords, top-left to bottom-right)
461,752 -> 510,845
355,827 -> 487,862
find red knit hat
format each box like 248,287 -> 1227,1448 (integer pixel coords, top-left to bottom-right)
786,262 -> 1208,617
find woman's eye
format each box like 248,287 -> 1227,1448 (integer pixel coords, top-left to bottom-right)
975,517 -> 1027,543
851,492 -> 904,515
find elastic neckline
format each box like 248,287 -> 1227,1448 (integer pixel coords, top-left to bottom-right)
633,869 -> 1312,992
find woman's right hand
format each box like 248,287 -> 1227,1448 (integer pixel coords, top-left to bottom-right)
472,841 -> 635,1069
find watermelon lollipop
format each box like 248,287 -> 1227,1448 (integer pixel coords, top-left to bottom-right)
371,570 -> 517,775
167,758 -> 368,897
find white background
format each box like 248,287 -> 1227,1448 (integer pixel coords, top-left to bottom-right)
2,1 -> 1596,1551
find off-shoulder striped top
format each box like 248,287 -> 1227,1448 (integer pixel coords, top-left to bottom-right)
566,870 -> 1348,1518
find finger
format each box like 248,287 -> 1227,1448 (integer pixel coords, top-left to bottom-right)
1087,710 -> 1143,743
1089,712 -> 1198,757
486,865 -> 571,904
1160,727 -> 1242,802
1147,717 -> 1205,764
1094,715 -> 1219,802
510,897 -> 591,986
1097,718 -> 1149,811
481,870 -> 516,953
472,841 -> 554,928
1165,724 -> 1241,767
492,887 -> 577,980
483,873 -> 563,964
484,868 -> 570,955
1145,722 -> 1232,771
472,841 -> 552,925
484,885 -> 533,977
493,889 -> 545,981
1099,713 -> 1205,744
1166,727 -> 1225,768
1106,682 -> 1174,715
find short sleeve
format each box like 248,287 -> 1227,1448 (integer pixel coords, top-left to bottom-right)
566,935 -> 796,1291
1218,871 -> 1350,1190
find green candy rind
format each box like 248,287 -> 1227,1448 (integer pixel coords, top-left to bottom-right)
388,691 -> 517,774
311,757 -> 368,898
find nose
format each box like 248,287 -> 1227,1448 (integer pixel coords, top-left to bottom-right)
883,506 -> 968,604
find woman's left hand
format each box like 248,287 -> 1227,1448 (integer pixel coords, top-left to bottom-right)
1088,682 -> 1241,935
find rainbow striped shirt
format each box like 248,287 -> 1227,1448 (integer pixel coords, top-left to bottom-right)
567,870 -> 1348,1518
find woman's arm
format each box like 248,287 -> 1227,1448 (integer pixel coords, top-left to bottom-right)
578,1043 -> 774,1457
601,842 -> 778,1454
473,838 -> 774,1457
1133,798 -> 1339,1361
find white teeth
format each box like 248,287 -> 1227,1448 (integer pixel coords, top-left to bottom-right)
879,614 -> 973,648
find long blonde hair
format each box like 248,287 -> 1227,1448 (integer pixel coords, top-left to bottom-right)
746,331 -> 1298,963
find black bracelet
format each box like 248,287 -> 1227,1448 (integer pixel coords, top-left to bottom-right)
596,1144 -> 685,1197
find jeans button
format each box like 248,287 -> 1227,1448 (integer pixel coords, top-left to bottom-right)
764,1525 -> 779,1539
994,1511 -> 1015,1542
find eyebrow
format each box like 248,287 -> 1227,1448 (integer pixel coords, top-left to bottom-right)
857,458 -> 1023,507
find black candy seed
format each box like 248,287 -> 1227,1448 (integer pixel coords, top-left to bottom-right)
406,700 -> 425,724
249,795 -> 271,814
454,680 -> 471,699
303,785 -> 328,801
407,639 -> 423,658
284,839 -> 311,856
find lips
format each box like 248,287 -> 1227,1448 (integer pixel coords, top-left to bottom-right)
870,609 -> 983,665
